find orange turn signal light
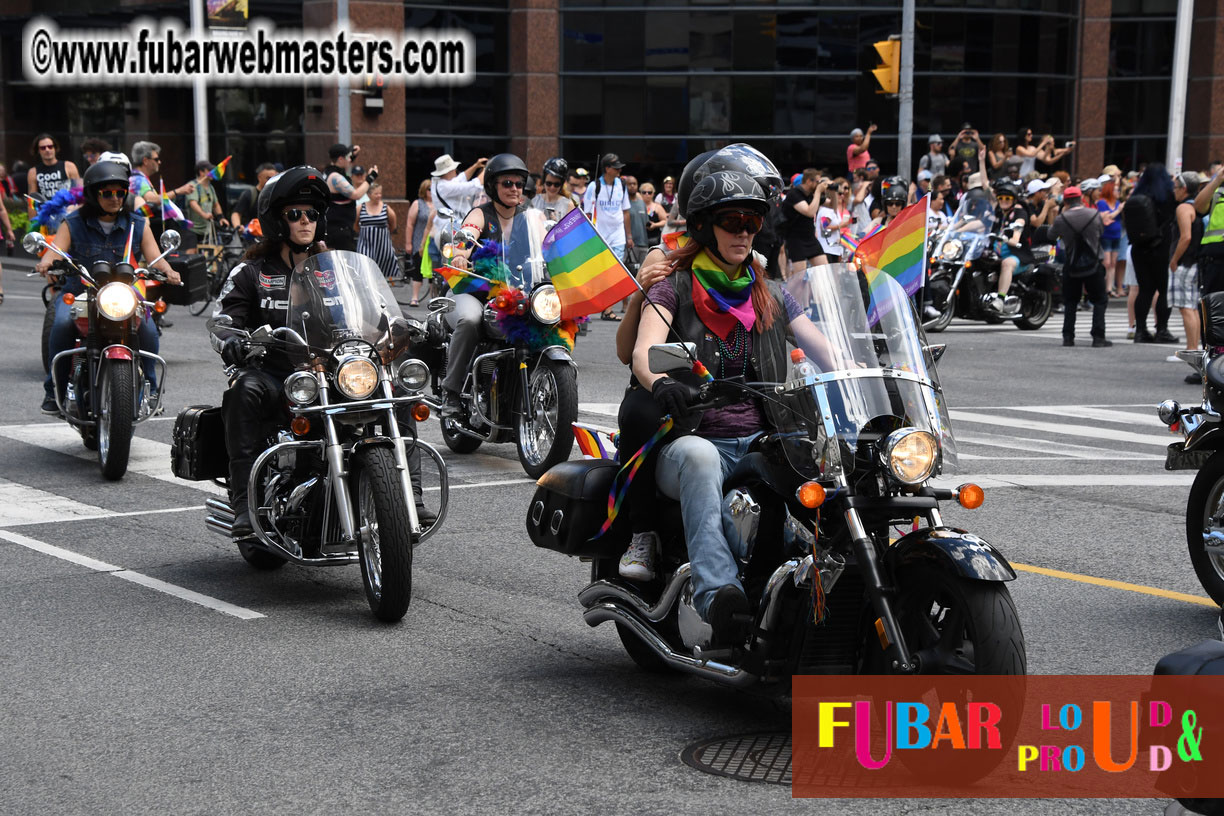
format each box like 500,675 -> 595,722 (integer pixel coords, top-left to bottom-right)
411,402 -> 431,422
154,299 -> 168,314
62,293 -> 75,305
957,482 -> 984,509
291,416 -> 311,436
797,481 -> 826,508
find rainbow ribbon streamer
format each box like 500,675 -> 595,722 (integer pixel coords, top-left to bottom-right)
593,415 -> 675,538
691,360 -> 713,383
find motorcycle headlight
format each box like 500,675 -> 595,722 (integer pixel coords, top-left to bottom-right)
96,282 -> 138,321
284,371 -> 320,406
396,359 -> 429,393
940,240 -> 963,261
335,356 -> 379,400
882,428 -> 938,485
530,284 -> 562,325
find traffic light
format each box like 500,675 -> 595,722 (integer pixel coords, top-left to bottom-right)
872,39 -> 899,95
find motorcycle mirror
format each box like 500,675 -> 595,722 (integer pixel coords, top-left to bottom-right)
925,343 -> 947,362
160,230 -> 182,251
22,231 -> 47,256
428,297 -> 455,315
648,342 -> 698,375
435,206 -> 456,220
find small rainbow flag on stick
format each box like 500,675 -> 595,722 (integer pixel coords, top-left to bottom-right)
121,223 -> 135,266
854,199 -> 928,325
160,179 -> 192,226
572,422 -> 616,460
542,209 -> 639,319
208,155 -> 232,181
435,265 -> 494,297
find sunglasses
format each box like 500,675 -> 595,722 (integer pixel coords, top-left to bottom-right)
998,195 -> 1015,201
543,180 -> 561,188
284,207 -> 320,222
97,188 -> 125,200
500,178 -> 525,189
712,210 -> 763,235
38,144 -> 55,151
641,190 -> 655,195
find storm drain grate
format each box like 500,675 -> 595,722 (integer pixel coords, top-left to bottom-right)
680,732 -> 792,785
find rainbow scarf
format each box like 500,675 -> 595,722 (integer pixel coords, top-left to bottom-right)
691,249 -> 755,340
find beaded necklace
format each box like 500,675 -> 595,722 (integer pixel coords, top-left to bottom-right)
715,321 -> 749,379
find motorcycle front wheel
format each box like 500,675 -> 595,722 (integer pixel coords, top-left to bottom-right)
97,360 -> 134,481
1186,452 -> 1224,604
925,290 -> 956,334
353,446 -> 414,622
516,357 -> 577,479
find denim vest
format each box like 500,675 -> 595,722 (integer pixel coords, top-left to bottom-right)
62,210 -> 144,296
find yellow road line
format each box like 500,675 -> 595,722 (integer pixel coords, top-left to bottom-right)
1013,562 -> 1218,608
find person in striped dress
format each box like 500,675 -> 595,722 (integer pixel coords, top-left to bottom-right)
354,181 -> 400,284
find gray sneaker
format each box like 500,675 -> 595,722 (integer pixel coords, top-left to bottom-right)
619,531 -> 659,581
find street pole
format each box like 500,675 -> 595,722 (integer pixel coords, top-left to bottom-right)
190,0 -> 208,161
337,0 -> 352,145
898,0 -> 915,179
1166,0 -> 1193,172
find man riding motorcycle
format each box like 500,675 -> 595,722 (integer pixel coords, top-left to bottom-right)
439,152 -> 533,416
36,160 -> 179,414
210,165 -> 434,540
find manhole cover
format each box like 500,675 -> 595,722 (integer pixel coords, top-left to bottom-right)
680,732 -> 791,785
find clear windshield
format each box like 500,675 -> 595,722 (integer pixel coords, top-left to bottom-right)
933,194 -> 996,262
286,251 -> 402,355
475,206 -> 551,292
781,263 -> 957,479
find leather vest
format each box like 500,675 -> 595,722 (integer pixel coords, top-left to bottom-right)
670,269 -> 791,431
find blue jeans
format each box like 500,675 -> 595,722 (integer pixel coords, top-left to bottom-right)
656,433 -> 761,620
44,293 -> 159,398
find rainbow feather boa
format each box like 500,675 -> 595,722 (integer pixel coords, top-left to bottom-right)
470,239 -> 584,352
31,187 -> 84,232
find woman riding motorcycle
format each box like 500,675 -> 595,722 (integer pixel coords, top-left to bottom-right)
629,148 -> 836,645
210,166 -> 434,539
439,152 -> 533,416
36,160 -> 179,414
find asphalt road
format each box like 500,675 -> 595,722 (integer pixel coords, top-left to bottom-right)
0,256 -> 1216,815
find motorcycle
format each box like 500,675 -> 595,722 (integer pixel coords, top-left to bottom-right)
923,197 -> 1054,333
25,229 -> 176,480
526,263 -> 1026,688
1158,292 -> 1224,605
415,206 -> 579,478
169,251 -> 450,622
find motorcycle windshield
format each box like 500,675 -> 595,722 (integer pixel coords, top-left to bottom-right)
934,195 -> 996,262
492,206 -> 551,292
781,264 -> 958,478
285,251 -> 403,354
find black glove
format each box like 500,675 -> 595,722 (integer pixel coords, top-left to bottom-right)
220,337 -> 247,367
651,376 -> 695,419
365,168 -> 379,182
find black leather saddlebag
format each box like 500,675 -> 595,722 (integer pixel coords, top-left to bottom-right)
1155,634 -> 1224,815
170,404 -> 229,481
526,459 -> 628,558
1202,292 -> 1224,347
161,253 -> 209,306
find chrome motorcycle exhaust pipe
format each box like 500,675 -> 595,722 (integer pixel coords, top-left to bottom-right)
583,602 -> 756,688
205,498 -> 235,524
204,516 -> 234,537
577,564 -> 691,623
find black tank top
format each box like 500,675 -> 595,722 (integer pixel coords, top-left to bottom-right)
323,164 -> 356,228
34,160 -> 70,199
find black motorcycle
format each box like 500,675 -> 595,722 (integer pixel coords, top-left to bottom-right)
25,229 -> 177,479
1159,291 -> 1224,605
417,207 -> 578,478
924,198 -> 1054,332
526,263 -> 1026,687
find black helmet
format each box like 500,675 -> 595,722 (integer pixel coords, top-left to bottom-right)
995,180 -> 1021,199
257,165 -> 329,250
83,161 -> 130,200
483,153 -> 529,201
685,171 -> 768,255
677,143 -> 783,219
881,176 -> 909,204
542,156 -> 568,181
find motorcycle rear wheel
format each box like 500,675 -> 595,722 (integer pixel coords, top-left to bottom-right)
98,361 -> 134,481
440,417 -> 482,454
616,622 -> 680,674
237,539 -> 286,570
1186,452 -> 1224,605
516,357 -> 577,479
1013,287 -> 1053,330
353,446 -> 414,622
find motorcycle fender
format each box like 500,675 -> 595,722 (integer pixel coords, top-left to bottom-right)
887,527 -> 1017,582
539,345 -> 575,366
102,345 -> 134,361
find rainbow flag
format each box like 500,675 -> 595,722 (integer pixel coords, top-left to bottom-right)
839,232 -> 859,255
160,179 -> 192,226
208,155 -> 232,181
542,208 -> 638,319
572,422 -> 616,460
436,265 -> 493,297
661,230 -> 688,251
136,200 -> 155,218
854,199 -> 928,325
121,223 -> 135,265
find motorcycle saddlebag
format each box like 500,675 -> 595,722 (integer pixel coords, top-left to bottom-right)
170,404 -> 229,481
161,253 -> 209,306
526,459 -> 628,558
1202,292 -> 1224,347
1154,636 -> 1224,676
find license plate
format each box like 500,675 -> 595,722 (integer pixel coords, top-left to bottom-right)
1166,442 -> 1214,471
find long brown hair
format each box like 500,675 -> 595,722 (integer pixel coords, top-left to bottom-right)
668,236 -> 778,330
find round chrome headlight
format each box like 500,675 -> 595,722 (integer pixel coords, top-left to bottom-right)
882,428 -> 939,485
96,282 -> 138,321
284,371 -> 320,405
1157,399 -> 1181,426
940,239 -> 963,261
396,359 -> 429,392
530,284 -> 562,325
335,356 -> 379,400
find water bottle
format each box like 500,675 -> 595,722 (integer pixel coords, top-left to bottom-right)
790,348 -> 817,383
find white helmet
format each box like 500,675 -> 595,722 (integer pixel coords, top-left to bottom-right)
99,151 -> 132,172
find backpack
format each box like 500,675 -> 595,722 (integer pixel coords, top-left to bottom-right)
1063,213 -> 1102,279
1122,193 -> 1161,248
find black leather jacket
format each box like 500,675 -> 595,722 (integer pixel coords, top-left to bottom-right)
210,253 -> 297,374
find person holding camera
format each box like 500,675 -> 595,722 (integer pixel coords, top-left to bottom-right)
322,143 -> 378,251
950,125 -> 985,174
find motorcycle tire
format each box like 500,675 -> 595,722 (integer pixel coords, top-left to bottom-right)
1013,288 -> 1053,330
41,302 -> 54,375
237,539 -> 286,571
616,622 -> 680,674
353,445 -> 414,623
1186,452 -> 1224,605
982,313 -> 1005,325
440,417 -> 482,454
97,360 -> 135,481
925,296 -> 956,334
516,357 -> 578,479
